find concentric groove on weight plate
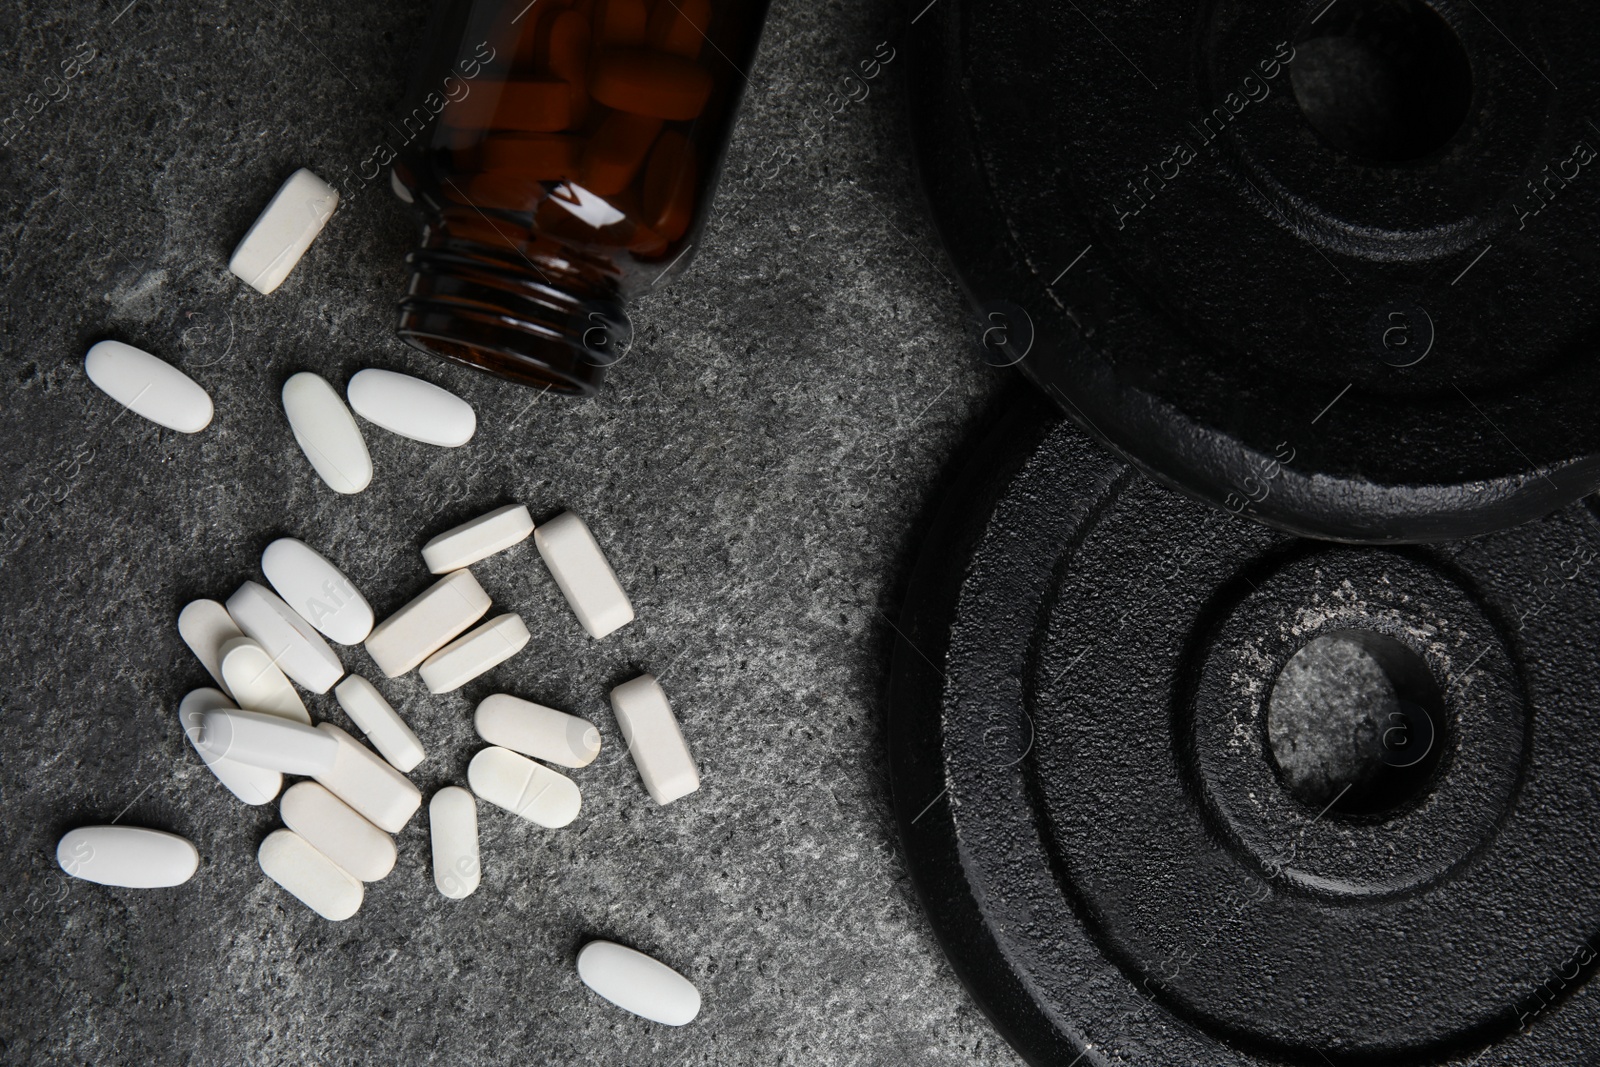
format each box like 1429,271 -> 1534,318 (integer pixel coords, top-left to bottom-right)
889,409 -> 1600,1066
908,0 -> 1600,542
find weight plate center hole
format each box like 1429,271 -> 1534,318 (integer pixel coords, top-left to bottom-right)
1290,0 -> 1474,162
1265,629 -> 1447,818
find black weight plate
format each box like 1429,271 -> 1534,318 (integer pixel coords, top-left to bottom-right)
887,401 -> 1600,1065
907,0 -> 1600,543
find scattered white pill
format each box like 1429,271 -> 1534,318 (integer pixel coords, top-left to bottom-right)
219,637 -> 310,724
534,512 -> 634,639
280,782 -> 397,882
418,612 -> 530,695
84,340 -> 213,434
364,569 -> 491,678
258,828 -> 363,920
178,689 -> 282,806
226,580 -> 344,694
282,372 -> 373,495
475,694 -> 600,769
198,708 -> 339,776
177,599 -> 246,698
229,168 -> 339,295
429,786 -> 480,900
467,746 -> 581,828
332,674 -> 426,772
610,674 -> 699,806
312,723 -> 423,834
576,941 -> 702,1026
346,369 -> 477,448
261,538 -> 374,645
57,826 -> 200,889
421,504 -> 535,574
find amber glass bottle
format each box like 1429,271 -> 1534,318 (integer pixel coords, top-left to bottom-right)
393,0 -> 769,393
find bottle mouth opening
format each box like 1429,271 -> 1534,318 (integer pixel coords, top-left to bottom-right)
399,313 -> 599,395
398,243 -> 627,396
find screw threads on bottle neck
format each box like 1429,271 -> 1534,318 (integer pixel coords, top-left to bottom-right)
397,232 -> 624,395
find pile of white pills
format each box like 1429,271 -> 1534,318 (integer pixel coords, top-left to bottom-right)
63,508 -> 702,1020
63,169 -> 705,1026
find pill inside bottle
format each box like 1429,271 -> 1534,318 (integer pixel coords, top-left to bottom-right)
390,0 -> 771,394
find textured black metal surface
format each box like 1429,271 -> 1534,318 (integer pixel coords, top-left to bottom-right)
907,0 -> 1600,543
888,402 -> 1600,1065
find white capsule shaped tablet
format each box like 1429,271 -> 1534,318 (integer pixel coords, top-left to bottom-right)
282,372 -> 372,495
419,612 -> 530,695
226,580 -> 344,694
422,504 -> 535,574
577,941 -> 702,1026
258,828 -> 363,920
346,369 -> 477,447
610,674 -> 699,806
177,599 -> 246,698
364,569 -> 491,678
332,674 -> 426,772
429,786 -> 480,899
57,826 -> 200,889
261,538 -> 374,645
467,746 -> 581,828
219,637 -> 310,724
475,693 -> 600,768
198,708 -> 338,776
178,688 -> 282,805
84,340 -> 213,434
312,723 -> 423,834
229,168 -> 339,295
534,511 -> 634,639
280,781 -> 396,882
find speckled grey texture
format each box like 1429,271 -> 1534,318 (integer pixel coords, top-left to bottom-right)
1265,633 -> 1396,807
0,1 -> 1023,1064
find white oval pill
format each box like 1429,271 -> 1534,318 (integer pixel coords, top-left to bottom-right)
467,746 -> 581,828
258,828 -> 363,920
312,723 -> 423,834
577,941 -> 702,1026
610,674 -> 699,806
229,168 -> 339,295
178,689 -> 282,806
364,569 -> 491,678
475,694 -> 600,768
332,674 -> 426,772
422,504 -> 535,574
534,512 -> 634,639
219,637 -> 310,724
226,581 -> 344,694
261,538 -> 374,645
84,340 -> 214,434
177,599 -> 246,698
419,613 -> 530,695
429,786 -> 480,899
347,369 -> 477,448
280,782 -> 396,882
57,826 -> 200,889
198,708 -> 339,776
282,372 -> 372,495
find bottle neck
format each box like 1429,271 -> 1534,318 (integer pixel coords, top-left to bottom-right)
397,227 -> 627,395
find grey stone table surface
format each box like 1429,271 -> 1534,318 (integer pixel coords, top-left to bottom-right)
0,1 -> 1031,1065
